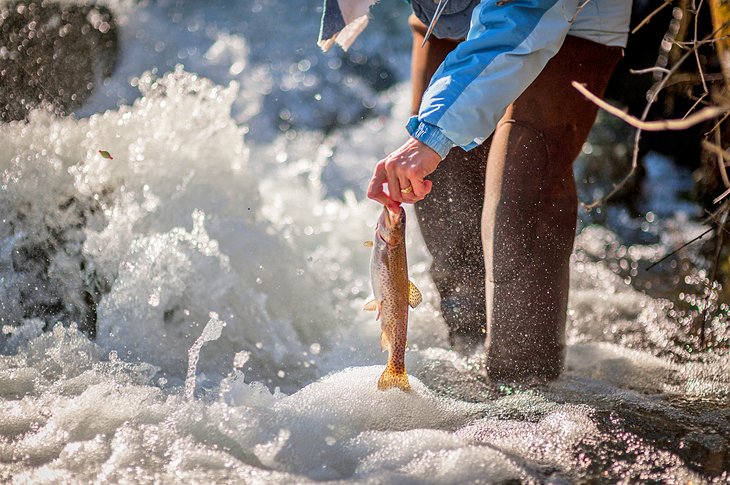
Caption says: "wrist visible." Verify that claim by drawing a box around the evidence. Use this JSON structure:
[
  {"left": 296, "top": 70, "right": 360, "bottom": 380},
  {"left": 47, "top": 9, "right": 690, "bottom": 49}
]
[
  {"left": 408, "top": 137, "right": 441, "bottom": 162},
  {"left": 406, "top": 117, "right": 454, "bottom": 159}
]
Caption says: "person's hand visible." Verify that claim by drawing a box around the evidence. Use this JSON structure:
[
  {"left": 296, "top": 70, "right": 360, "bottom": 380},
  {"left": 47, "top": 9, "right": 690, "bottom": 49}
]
[{"left": 367, "top": 137, "right": 441, "bottom": 211}]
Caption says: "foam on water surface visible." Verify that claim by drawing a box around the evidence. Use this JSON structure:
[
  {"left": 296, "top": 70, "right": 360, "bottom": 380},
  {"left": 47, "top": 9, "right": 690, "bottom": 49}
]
[{"left": 1, "top": 0, "right": 729, "bottom": 483}]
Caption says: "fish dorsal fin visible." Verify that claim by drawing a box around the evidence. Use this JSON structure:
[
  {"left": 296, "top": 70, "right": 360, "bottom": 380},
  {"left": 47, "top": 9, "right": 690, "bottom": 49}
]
[
  {"left": 408, "top": 281, "right": 422, "bottom": 309},
  {"left": 380, "top": 331, "right": 389, "bottom": 352},
  {"left": 363, "top": 240, "right": 374, "bottom": 248}
]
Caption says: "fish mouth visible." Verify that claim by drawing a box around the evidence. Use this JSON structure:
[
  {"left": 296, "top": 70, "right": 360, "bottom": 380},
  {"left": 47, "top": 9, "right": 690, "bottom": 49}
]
[
  {"left": 382, "top": 205, "right": 404, "bottom": 230},
  {"left": 376, "top": 206, "right": 404, "bottom": 246}
]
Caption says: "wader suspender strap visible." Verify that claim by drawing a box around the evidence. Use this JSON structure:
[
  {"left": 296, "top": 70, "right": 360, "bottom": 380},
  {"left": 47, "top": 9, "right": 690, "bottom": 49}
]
[{"left": 422, "top": 0, "right": 451, "bottom": 47}]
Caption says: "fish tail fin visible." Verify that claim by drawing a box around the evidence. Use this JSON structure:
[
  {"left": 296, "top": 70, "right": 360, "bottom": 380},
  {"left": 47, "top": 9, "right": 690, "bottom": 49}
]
[{"left": 377, "top": 365, "right": 411, "bottom": 391}]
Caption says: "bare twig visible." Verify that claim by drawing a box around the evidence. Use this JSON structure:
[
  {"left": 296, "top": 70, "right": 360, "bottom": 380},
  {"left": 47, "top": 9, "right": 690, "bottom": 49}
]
[
  {"left": 705, "top": 111, "right": 730, "bottom": 137},
  {"left": 703, "top": 206, "right": 730, "bottom": 235},
  {"left": 703, "top": 207, "right": 728, "bottom": 346},
  {"left": 675, "top": 34, "right": 730, "bottom": 46},
  {"left": 630, "top": 67, "right": 671, "bottom": 75},
  {"left": 663, "top": 72, "right": 724, "bottom": 87},
  {"left": 572, "top": 82, "right": 726, "bottom": 130},
  {"left": 715, "top": 127, "right": 730, "bottom": 187},
  {"left": 683, "top": 91, "right": 709, "bottom": 119},
  {"left": 702, "top": 139, "right": 730, "bottom": 164},
  {"left": 581, "top": 20, "right": 730, "bottom": 210},
  {"left": 713, "top": 186, "right": 730, "bottom": 204},
  {"left": 633, "top": 0, "right": 673, "bottom": 34},
  {"left": 654, "top": 5, "right": 684, "bottom": 80},
  {"left": 693, "top": 0, "right": 709, "bottom": 94},
  {"left": 645, "top": 226, "right": 714, "bottom": 270}
]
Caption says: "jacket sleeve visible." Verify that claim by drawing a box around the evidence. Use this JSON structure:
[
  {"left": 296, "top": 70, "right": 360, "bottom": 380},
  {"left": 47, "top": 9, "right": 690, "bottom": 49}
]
[{"left": 407, "top": 0, "right": 579, "bottom": 158}]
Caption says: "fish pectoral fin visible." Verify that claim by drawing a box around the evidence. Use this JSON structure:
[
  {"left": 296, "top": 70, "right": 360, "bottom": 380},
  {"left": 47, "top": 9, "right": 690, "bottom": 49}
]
[
  {"left": 380, "top": 331, "right": 389, "bottom": 352},
  {"left": 363, "top": 299, "right": 378, "bottom": 312},
  {"left": 363, "top": 240, "right": 374, "bottom": 248},
  {"left": 363, "top": 299, "right": 381, "bottom": 320},
  {"left": 408, "top": 281, "right": 423, "bottom": 309}
]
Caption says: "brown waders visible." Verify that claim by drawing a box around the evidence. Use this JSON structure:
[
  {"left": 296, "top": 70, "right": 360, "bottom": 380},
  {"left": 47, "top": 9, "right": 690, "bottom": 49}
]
[{"left": 409, "top": 15, "right": 622, "bottom": 381}]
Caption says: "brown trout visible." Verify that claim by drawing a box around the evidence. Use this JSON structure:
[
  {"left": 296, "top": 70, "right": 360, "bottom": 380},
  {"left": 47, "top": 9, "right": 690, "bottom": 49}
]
[{"left": 364, "top": 206, "right": 422, "bottom": 391}]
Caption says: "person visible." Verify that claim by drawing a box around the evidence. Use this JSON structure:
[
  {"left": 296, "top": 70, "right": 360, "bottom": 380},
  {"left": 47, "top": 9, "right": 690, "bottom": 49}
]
[{"left": 320, "top": 0, "right": 632, "bottom": 381}]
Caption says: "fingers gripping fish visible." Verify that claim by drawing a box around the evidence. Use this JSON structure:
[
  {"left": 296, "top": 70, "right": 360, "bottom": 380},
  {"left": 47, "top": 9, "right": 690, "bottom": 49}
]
[{"left": 364, "top": 206, "right": 422, "bottom": 391}]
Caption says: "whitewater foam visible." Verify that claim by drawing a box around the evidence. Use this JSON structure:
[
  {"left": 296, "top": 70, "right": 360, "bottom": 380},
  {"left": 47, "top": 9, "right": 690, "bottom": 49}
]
[{"left": 0, "top": 1, "right": 728, "bottom": 482}]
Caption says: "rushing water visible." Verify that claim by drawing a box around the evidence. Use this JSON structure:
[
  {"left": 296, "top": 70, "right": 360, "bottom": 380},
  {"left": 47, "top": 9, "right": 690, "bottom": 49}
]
[{"left": 1, "top": 0, "right": 728, "bottom": 483}]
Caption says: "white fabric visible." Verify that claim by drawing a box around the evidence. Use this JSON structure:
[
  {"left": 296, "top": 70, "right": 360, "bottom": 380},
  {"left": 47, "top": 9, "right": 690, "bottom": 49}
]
[
  {"left": 319, "top": 0, "right": 378, "bottom": 52},
  {"left": 570, "top": 0, "right": 633, "bottom": 47},
  {"left": 320, "top": 14, "right": 371, "bottom": 52},
  {"left": 338, "top": 0, "right": 377, "bottom": 23}
]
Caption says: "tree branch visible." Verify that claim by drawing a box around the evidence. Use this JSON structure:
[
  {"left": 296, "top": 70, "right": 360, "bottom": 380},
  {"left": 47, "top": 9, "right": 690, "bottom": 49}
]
[
  {"left": 632, "top": 0, "right": 673, "bottom": 34},
  {"left": 572, "top": 82, "right": 726, "bottom": 131},
  {"left": 580, "top": 19, "right": 730, "bottom": 211}
]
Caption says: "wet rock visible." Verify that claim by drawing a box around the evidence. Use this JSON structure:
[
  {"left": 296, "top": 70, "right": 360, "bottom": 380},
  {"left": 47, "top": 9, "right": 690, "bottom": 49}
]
[
  {"left": 0, "top": 192, "right": 109, "bottom": 339},
  {"left": 682, "top": 431, "right": 729, "bottom": 476},
  {"left": 0, "top": 0, "right": 118, "bottom": 121}
]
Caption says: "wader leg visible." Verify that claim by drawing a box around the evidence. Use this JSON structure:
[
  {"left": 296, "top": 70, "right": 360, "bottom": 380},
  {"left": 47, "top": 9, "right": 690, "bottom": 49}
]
[
  {"left": 409, "top": 15, "right": 488, "bottom": 351},
  {"left": 483, "top": 36, "right": 622, "bottom": 380}
]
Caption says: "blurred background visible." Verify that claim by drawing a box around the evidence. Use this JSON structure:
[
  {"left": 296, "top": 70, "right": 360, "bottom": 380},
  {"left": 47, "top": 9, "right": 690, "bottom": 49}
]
[{"left": 0, "top": 1, "right": 728, "bottom": 482}]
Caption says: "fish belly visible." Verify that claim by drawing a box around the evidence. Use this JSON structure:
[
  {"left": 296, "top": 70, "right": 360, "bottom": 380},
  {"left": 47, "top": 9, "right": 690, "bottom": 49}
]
[{"left": 377, "top": 277, "right": 410, "bottom": 390}]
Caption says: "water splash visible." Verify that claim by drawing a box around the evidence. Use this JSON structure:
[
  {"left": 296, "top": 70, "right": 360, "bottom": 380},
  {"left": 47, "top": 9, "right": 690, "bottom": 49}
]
[
  {"left": 0, "top": 0, "right": 728, "bottom": 482},
  {"left": 185, "top": 312, "right": 225, "bottom": 400}
]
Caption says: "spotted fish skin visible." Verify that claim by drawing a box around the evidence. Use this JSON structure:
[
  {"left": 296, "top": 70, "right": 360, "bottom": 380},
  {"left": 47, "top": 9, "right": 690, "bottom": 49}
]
[{"left": 368, "top": 206, "right": 413, "bottom": 391}]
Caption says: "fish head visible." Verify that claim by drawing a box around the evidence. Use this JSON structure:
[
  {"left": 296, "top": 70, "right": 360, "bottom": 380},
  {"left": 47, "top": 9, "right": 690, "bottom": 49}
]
[{"left": 375, "top": 205, "right": 405, "bottom": 246}]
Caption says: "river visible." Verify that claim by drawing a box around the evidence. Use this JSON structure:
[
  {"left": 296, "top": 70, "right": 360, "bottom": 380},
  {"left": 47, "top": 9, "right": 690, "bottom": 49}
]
[{"left": 0, "top": 0, "right": 728, "bottom": 482}]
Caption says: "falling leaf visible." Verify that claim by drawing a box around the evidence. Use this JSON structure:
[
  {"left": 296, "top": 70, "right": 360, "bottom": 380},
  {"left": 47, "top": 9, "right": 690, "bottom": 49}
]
[{"left": 98, "top": 150, "right": 113, "bottom": 160}]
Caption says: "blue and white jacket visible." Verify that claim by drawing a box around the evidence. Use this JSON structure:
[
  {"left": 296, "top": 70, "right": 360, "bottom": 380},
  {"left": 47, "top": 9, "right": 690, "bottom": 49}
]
[{"left": 320, "top": 0, "right": 632, "bottom": 158}]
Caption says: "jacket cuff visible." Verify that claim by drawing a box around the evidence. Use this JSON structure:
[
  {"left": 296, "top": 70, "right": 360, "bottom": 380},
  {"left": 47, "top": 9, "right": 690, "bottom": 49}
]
[{"left": 406, "top": 117, "right": 454, "bottom": 160}]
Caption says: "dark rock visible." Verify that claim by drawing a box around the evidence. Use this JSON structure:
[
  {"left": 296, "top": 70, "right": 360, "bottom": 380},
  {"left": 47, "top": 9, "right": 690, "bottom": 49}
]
[{"left": 0, "top": 0, "right": 119, "bottom": 121}]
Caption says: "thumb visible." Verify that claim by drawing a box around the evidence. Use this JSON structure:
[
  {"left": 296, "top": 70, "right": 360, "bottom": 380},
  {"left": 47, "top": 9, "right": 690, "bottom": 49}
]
[{"left": 423, "top": 180, "right": 433, "bottom": 194}]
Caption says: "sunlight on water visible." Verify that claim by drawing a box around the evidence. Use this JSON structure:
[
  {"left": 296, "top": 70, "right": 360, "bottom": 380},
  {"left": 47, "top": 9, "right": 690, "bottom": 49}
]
[{"left": 0, "top": 0, "right": 728, "bottom": 483}]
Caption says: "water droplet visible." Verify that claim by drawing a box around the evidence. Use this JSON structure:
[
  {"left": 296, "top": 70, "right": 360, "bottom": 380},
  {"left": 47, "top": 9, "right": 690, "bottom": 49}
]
[
  {"left": 148, "top": 291, "right": 160, "bottom": 307},
  {"left": 234, "top": 351, "right": 250, "bottom": 368},
  {"left": 229, "top": 61, "right": 245, "bottom": 76}
]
